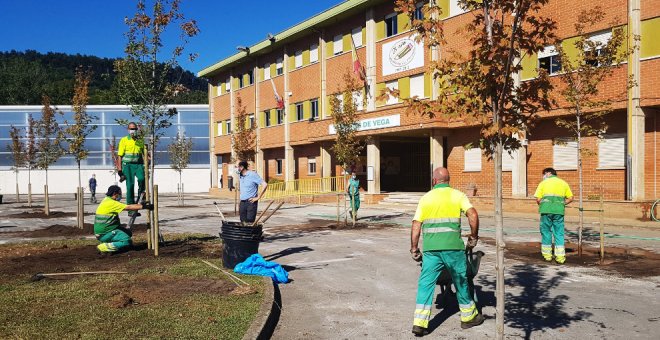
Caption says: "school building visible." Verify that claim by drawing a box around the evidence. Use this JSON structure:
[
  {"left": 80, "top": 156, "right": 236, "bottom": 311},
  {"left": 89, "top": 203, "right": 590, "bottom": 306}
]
[{"left": 199, "top": 0, "right": 659, "bottom": 208}]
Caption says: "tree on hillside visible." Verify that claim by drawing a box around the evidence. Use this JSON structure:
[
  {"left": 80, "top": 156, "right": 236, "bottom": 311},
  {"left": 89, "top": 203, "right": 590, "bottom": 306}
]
[
  {"left": 393, "top": 1, "right": 556, "bottom": 338},
  {"left": 554, "top": 7, "right": 630, "bottom": 255},
  {"left": 35, "top": 95, "right": 65, "bottom": 216},
  {"left": 168, "top": 131, "right": 193, "bottom": 206},
  {"left": 330, "top": 71, "right": 366, "bottom": 226},
  {"left": 8, "top": 125, "right": 27, "bottom": 202},
  {"left": 231, "top": 95, "right": 256, "bottom": 163}
]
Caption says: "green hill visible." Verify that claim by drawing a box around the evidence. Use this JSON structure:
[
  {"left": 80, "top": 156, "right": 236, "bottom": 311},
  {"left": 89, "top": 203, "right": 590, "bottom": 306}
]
[{"left": 0, "top": 50, "right": 208, "bottom": 105}]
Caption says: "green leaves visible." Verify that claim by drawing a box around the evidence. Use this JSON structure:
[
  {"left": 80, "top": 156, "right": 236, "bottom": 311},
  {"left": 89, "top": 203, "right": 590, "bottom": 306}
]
[
  {"left": 168, "top": 131, "right": 193, "bottom": 172},
  {"left": 330, "top": 72, "right": 365, "bottom": 172}
]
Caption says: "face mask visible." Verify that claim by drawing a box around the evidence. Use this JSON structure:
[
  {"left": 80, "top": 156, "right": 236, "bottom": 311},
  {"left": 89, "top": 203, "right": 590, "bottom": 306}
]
[
  {"left": 115, "top": 195, "right": 122, "bottom": 202},
  {"left": 128, "top": 129, "right": 137, "bottom": 135},
  {"left": 236, "top": 169, "right": 242, "bottom": 175},
  {"left": 352, "top": 175, "right": 356, "bottom": 179}
]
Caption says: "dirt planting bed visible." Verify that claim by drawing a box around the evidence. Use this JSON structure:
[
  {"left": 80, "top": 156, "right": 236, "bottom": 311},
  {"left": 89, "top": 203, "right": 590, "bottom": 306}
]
[
  {"left": 482, "top": 238, "right": 660, "bottom": 278},
  {"left": 5, "top": 210, "right": 93, "bottom": 219},
  {"left": 9, "top": 223, "right": 150, "bottom": 238}
]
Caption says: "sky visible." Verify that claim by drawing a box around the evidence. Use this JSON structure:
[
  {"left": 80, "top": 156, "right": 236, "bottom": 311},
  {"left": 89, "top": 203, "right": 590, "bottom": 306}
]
[{"left": 0, "top": 0, "right": 343, "bottom": 74}]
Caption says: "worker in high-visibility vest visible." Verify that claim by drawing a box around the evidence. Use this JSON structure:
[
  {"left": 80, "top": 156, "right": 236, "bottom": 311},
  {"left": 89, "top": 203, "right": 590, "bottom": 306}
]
[
  {"left": 534, "top": 167, "right": 573, "bottom": 264},
  {"left": 117, "top": 122, "right": 145, "bottom": 213},
  {"left": 410, "top": 167, "right": 484, "bottom": 336},
  {"left": 347, "top": 171, "right": 361, "bottom": 219},
  {"left": 94, "top": 185, "right": 153, "bottom": 253}
]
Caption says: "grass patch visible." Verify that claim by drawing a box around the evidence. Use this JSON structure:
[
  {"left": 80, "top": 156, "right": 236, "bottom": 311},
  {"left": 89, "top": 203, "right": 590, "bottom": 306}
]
[{"left": 0, "top": 234, "right": 265, "bottom": 339}]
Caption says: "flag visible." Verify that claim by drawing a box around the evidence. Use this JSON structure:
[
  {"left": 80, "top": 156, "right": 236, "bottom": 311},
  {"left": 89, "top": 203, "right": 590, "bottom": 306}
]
[
  {"left": 350, "top": 35, "right": 366, "bottom": 81},
  {"left": 270, "top": 78, "right": 284, "bottom": 109}
]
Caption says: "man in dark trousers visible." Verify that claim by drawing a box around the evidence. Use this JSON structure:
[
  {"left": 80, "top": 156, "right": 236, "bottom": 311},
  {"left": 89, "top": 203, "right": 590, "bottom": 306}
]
[
  {"left": 89, "top": 174, "right": 97, "bottom": 203},
  {"left": 236, "top": 161, "right": 268, "bottom": 223}
]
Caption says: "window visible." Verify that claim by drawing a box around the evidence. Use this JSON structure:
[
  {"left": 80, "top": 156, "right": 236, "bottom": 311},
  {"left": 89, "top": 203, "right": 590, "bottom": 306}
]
[
  {"left": 334, "top": 93, "right": 344, "bottom": 112},
  {"left": 410, "top": 74, "right": 425, "bottom": 98},
  {"left": 248, "top": 114, "right": 255, "bottom": 128},
  {"left": 333, "top": 34, "right": 343, "bottom": 55},
  {"left": 276, "top": 159, "right": 283, "bottom": 175},
  {"left": 553, "top": 138, "right": 577, "bottom": 170},
  {"left": 449, "top": 0, "right": 468, "bottom": 17},
  {"left": 352, "top": 90, "right": 364, "bottom": 111},
  {"left": 586, "top": 31, "right": 613, "bottom": 67},
  {"left": 308, "top": 157, "right": 317, "bottom": 174},
  {"left": 216, "top": 81, "right": 222, "bottom": 96},
  {"left": 247, "top": 70, "right": 254, "bottom": 85},
  {"left": 296, "top": 102, "right": 304, "bottom": 121},
  {"left": 217, "top": 122, "right": 222, "bottom": 136},
  {"left": 264, "top": 110, "right": 271, "bottom": 127},
  {"left": 598, "top": 134, "right": 625, "bottom": 169},
  {"left": 264, "top": 63, "right": 271, "bottom": 80},
  {"left": 310, "top": 99, "right": 319, "bottom": 119},
  {"left": 464, "top": 148, "right": 482, "bottom": 172},
  {"left": 225, "top": 121, "right": 232, "bottom": 134},
  {"left": 538, "top": 46, "right": 561, "bottom": 74},
  {"left": 238, "top": 75, "right": 244, "bottom": 88},
  {"left": 276, "top": 58, "right": 283, "bottom": 75},
  {"left": 502, "top": 150, "right": 516, "bottom": 172},
  {"left": 352, "top": 27, "right": 363, "bottom": 47},
  {"left": 414, "top": 2, "right": 424, "bottom": 20},
  {"left": 226, "top": 77, "right": 231, "bottom": 92},
  {"left": 385, "top": 13, "right": 398, "bottom": 37},
  {"left": 385, "top": 80, "right": 399, "bottom": 105},
  {"left": 277, "top": 109, "right": 284, "bottom": 124},
  {"left": 310, "top": 44, "right": 319, "bottom": 63},
  {"left": 295, "top": 50, "right": 303, "bottom": 68}
]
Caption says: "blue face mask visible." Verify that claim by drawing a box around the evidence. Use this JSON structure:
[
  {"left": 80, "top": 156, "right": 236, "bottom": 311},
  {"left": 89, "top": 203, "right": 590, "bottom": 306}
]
[{"left": 115, "top": 195, "right": 122, "bottom": 202}]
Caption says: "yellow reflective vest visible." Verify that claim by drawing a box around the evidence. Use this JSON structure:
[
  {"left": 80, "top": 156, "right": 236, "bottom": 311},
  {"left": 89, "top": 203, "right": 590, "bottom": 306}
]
[
  {"left": 118, "top": 135, "right": 144, "bottom": 164},
  {"left": 534, "top": 176, "right": 573, "bottom": 215}
]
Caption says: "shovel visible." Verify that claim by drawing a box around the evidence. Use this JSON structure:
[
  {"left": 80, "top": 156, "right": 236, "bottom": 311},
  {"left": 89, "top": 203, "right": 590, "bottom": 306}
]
[
  {"left": 31, "top": 270, "right": 127, "bottom": 282},
  {"left": 213, "top": 201, "right": 226, "bottom": 221}
]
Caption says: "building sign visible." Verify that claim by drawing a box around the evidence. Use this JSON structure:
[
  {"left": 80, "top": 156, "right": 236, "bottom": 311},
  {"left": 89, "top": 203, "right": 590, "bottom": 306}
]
[
  {"left": 329, "top": 114, "right": 400, "bottom": 135},
  {"left": 382, "top": 35, "right": 424, "bottom": 76}
]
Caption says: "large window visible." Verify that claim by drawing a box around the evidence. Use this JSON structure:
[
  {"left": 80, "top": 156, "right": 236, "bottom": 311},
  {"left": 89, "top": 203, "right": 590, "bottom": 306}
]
[
  {"left": 464, "top": 148, "right": 482, "bottom": 172},
  {"left": 296, "top": 102, "right": 304, "bottom": 121},
  {"left": 410, "top": 74, "right": 425, "bottom": 98},
  {"left": 553, "top": 138, "right": 577, "bottom": 170},
  {"left": 385, "top": 13, "right": 398, "bottom": 37},
  {"left": 310, "top": 44, "right": 319, "bottom": 63},
  {"left": 538, "top": 46, "right": 561, "bottom": 74},
  {"left": 586, "top": 31, "right": 613, "bottom": 67},
  {"left": 352, "top": 27, "right": 363, "bottom": 47},
  {"left": 311, "top": 99, "right": 319, "bottom": 119},
  {"left": 598, "top": 134, "right": 625, "bottom": 169},
  {"left": 333, "top": 34, "right": 343, "bottom": 55},
  {"left": 264, "top": 63, "right": 271, "bottom": 80},
  {"left": 308, "top": 157, "right": 317, "bottom": 174},
  {"left": 295, "top": 50, "right": 303, "bottom": 68}
]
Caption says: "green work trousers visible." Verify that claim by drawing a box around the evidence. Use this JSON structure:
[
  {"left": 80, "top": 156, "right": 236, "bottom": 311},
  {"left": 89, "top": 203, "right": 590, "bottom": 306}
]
[
  {"left": 122, "top": 162, "right": 145, "bottom": 205},
  {"left": 540, "top": 213, "right": 566, "bottom": 259},
  {"left": 350, "top": 194, "right": 360, "bottom": 214},
  {"left": 413, "top": 250, "right": 478, "bottom": 329},
  {"left": 97, "top": 228, "right": 132, "bottom": 252}
]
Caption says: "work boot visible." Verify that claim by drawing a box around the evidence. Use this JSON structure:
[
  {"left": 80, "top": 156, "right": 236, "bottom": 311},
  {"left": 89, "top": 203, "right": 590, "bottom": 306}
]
[
  {"left": 412, "top": 325, "right": 429, "bottom": 337},
  {"left": 461, "top": 313, "right": 485, "bottom": 329},
  {"left": 543, "top": 255, "right": 553, "bottom": 262},
  {"left": 555, "top": 256, "right": 566, "bottom": 264}
]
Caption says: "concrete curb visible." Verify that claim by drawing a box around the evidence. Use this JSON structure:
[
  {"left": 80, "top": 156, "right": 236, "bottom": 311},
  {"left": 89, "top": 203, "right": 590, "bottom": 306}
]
[{"left": 242, "top": 277, "right": 281, "bottom": 340}]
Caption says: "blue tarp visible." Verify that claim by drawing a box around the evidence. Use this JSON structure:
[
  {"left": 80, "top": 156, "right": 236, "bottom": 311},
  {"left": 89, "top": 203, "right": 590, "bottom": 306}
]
[{"left": 234, "top": 254, "right": 289, "bottom": 283}]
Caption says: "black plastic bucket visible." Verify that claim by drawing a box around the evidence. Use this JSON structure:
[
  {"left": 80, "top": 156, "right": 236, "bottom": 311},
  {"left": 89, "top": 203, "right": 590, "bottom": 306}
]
[{"left": 220, "top": 221, "right": 263, "bottom": 269}]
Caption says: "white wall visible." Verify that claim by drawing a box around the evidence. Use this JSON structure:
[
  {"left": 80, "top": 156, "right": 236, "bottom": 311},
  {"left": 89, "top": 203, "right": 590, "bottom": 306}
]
[{"left": 0, "top": 168, "right": 211, "bottom": 195}]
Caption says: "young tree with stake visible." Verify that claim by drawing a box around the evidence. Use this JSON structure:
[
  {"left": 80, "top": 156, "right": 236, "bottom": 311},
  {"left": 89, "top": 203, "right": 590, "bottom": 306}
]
[
  {"left": 25, "top": 114, "right": 38, "bottom": 207},
  {"left": 393, "top": 1, "right": 556, "bottom": 338},
  {"left": 231, "top": 95, "right": 256, "bottom": 163},
  {"left": 168, "top": 131, "right": 193, "bottom": 206},
  {"left": 36, "top": 95, "right": 65, "bottom": 216},
  {"left": 8, "top": 125, "right": 27, "bottom": 202},
  {"left": 554, "top": 7, "right": 630, "bottom": 255}
]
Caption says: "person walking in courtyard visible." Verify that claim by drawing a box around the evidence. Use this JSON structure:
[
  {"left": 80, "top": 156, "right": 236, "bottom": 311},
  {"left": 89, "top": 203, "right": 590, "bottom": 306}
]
[
  {"left": 534, "top": 167, "right": 573, "bottom": 264},
  {"left": 347, "top": 171, "right": 361, "bottom": 219},
  {"left": 410, "top": 167, "right": 483, "bottom": 336},
  {"left": 237, "top": 161, "right": 268, "bottom": 223},
  {"left": 117, "top": 122, "right": 145, "bottom": 215},
  {"left": 94, "top": 185, "right": 153, "bottom": 253},
  {"left": 88, "top": 174, "right": 97, "bottom": 203}
]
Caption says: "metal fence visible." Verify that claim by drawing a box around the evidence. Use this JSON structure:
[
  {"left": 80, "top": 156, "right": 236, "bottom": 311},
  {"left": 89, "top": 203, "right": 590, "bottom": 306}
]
[{"left": 263, "top": 176, "right": 347, "bottom": 202}]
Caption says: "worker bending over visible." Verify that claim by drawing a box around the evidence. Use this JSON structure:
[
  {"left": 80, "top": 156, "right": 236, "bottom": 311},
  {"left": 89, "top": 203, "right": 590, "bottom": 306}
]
[
  {"left": 410, "top": 167, "right": 484, "bottom": 336},
  {"left": 94, "top": 185, "right": 153, "bottom": 253}
]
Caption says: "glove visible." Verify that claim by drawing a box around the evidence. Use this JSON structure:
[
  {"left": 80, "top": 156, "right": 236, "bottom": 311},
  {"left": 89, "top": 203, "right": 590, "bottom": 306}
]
[
  {"left": 467, "top": 235, "right": 479, "bottom": 250},
  {"left": 411, "top": 249, "right": 422, "bottom": 262},
  {"left": 118, "top": 170, "right": 126, "bottom": 183},
  {"left": 142, "top": 202, "right": 154, "bottom": 210}
]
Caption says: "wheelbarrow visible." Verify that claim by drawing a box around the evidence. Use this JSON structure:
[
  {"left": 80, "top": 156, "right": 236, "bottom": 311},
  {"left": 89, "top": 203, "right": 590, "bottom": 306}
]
[{"left": 436, "top": 249, "right": 485, "bottom": 303}]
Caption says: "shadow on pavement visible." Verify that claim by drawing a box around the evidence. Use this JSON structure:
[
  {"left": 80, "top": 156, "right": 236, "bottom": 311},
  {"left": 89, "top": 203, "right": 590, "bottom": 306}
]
[{"left": 264, "top": 246, "right": 313, "bottom": 262}]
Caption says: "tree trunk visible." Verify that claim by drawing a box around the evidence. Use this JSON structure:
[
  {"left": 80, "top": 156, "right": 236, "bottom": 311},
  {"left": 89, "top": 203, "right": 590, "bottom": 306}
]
[
  {"left": 77, "top": 163, "right": 84, "bottom": 229},
  {"left": 577, "top": 116, "right": 584, "bottom": 256},
  {"left": 44, "top": 169, "right": 50, "bottom": 216},
  {"left": 144, "top": 144, "right": 152, "bottom": 250},
  {"left": 494, "top": 138, "right": 505, "bottom": 340},
  {"left": 15, "top": 171, "right": 19, "bottom": 203},
  {"left": 28, "top": 168, "right": 32, "bottom": 207}
]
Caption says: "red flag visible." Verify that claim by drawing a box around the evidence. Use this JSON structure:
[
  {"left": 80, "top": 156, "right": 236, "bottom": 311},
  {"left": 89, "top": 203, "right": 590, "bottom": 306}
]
[
  {"left": 270, "top": 79, "right": 285, "bottom": 109},
  {"left": 350, "top": 36, "right": 366, "bottom": 81}
]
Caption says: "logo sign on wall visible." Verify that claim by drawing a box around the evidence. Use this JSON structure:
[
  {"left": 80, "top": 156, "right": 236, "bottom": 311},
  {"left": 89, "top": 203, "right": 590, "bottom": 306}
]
[
  {"left": 329, "top": 114, "right": 401, "bottom": 135},
  {"left": 382, "top": 35, "right": 424, "bottom": 76}
]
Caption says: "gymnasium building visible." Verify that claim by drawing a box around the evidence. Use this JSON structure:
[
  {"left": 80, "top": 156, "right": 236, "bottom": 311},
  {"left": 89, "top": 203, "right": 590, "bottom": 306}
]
[{"left": 199, "top": 0, "right": 659, "bottom": 209}]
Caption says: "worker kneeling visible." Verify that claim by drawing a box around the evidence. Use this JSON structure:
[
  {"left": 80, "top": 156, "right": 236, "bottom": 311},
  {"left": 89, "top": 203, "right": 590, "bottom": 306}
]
[
  {"left": 410, "top": 167, "right": 484, "bottom": 336},
  {"left": 94, "top": 185, "right": 153, "bottom": 253}
]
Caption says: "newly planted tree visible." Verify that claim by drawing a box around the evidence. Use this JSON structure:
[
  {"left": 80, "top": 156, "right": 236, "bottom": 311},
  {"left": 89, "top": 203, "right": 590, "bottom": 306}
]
[
  {"left": 25, "top": 114, "right": 37, "bottom": 206},
  {"left": 330, "top": 71, "right": 365, "bottom": 226},
  {"left": 394, "top": 1, "right": 556, "bottom": 337},
  {"left": 554, "top": 7, "right": 629, "bottom": 255},
  {"left": 63, "top": 66, "right": 97, "bottom": 228},
  {"left": 36, "top": 95, "right": 65, "bottom": 215},
  {"left": 168, "top": 131, "right": 193, "bottom": 206},
  {"left": 231, "top": 95, "right": 256, "bottom": 163},
  {"left": 8, "top": 125, "right": 26, "bottom": 202}
]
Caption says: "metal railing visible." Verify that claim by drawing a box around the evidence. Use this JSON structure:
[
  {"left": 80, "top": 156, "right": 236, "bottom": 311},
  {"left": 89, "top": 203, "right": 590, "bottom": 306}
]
[{"left": 263, "top": 176, "right": 347, "bottom": 202}]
